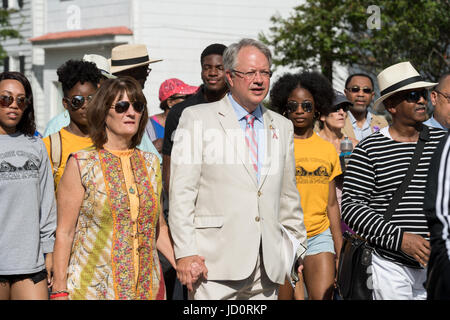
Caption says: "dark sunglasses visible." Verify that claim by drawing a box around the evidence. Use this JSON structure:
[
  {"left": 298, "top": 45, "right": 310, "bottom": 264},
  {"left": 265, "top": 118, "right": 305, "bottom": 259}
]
[
  {"left": 331, "top": 104, "right": 350, "bottom": 113},
  {"left": 0, "top": 94, "right": 29, "bottom": 109},
  {"left": 64, "top": 95, "right": 93, "bottom": 110},
  {"left": 111, "top": 101, "right": 145, "bottom": 113},
  {"left": 401, "top": 90, "right": 428, "bottom": 103},
  {"left": 286, "top": 100, "right": 313, "bottom": 113},
  {"left": 347, "top": 86, "right": 373, "bottom": 94}
]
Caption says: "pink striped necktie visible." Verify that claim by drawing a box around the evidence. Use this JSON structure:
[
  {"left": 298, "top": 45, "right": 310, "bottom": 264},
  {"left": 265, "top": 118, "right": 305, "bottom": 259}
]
[{"left": 244, "top": 114, "right": 258, "bottom": 174}]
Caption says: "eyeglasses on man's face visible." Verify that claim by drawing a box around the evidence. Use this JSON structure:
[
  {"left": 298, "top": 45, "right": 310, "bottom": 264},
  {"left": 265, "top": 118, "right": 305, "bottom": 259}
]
[
  {"left": 346, "top": 86, "right": 373, "bottom": 94},
  {"left": 401, "top": 89, "right": 428, "bottom": 104},
  {"left": 231, "top": 69, "right": 272, "bottom": 81},
  {"left": 435, "top": 90, "right": 450, "bottom": 103}
]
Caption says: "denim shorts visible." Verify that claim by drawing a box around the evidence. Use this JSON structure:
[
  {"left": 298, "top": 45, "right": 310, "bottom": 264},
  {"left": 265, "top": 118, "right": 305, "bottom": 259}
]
[
  {"left": 0, "top": 269, "right": 47, "bottom": 285},
  {"left": 306, "top": 228, "right": 335, "bottom": 256}
]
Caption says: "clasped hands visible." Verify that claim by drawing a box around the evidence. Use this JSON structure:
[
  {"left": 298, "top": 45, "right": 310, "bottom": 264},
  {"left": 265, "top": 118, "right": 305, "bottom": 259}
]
[{"left": 176, "top": 255, "right": 208, "bottom": 292}]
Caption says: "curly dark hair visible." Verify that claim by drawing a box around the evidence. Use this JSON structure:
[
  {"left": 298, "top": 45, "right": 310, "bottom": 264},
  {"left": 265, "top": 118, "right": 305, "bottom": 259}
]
[
  {"left": 0, "top": 71, "right": 36, "bottom": 136},
  {"left": 270, "top": 72, "right": 334, "bottom": 118},
  {"left": 57, "top": 59, "right": 102, "bottom": 96}
]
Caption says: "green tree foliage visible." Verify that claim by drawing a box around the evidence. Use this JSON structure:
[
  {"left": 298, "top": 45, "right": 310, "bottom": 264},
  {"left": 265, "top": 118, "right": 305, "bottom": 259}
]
[
  {"left": 260, "top": 0, "right": 449, "bottom": 82},
  {"left": 0, "top": 8, "right": 22, "bottom": 65}
]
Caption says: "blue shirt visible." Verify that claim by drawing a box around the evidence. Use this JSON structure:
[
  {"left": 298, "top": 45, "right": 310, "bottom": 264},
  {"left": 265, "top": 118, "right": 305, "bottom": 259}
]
[
  {"left": 424, "top": 116, "right": 448, "bottom": 131},
  {"left": 228, "top": 93, "right": 265, "bottom": 183},
  {"left": 348, "top": 111, "right": 374, "bottom": 141}
]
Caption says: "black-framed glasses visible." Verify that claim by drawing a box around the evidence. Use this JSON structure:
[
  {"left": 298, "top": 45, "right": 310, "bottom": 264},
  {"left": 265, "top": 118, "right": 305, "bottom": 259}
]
[
  {"left": 286, "top": 100, "right": 313, "bottom": 113},
  {"left": 402, "top": 89, "right": 428, "bottom": 103},
  {"left": 232, "top": 69, "right": 272, "bottom": 80},
  {"left": 111, "top": 100, "right": 145, "bottom": 113},
  {"left": 64, "top": 95, "right": 93, "bottom": 110},
  {"left": 435, "top": 90, "right": 450, "bottom": 103},
  {"left": 0, "top": 94, "right": 29, "bottom": 109},
  {"left": 331, "top": 104, "right": 350, "bottom": 113},
  {"left": 347, "top": 86, "right": 373, "bottom": 94}
]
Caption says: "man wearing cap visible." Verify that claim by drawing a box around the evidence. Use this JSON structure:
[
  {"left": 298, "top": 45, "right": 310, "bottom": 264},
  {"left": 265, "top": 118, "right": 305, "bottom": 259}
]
[
  {"left": 343, "top": 73, "right": 388, "bottom": 141},
  {"left": 43, "top": 54, "right": 116, "bottom": 137},
  {"left": 162, "top": 43, "right": 229, "bottom": 194},
  {"left": 169, "top": 38, "right": 307, "bottom": 300},
  {"left": 110, "top": 44, "right": 163, "bottom": 162},
  {"left": 424, "top": 72, "right": 450, "bottom": 131},
  {"left": 341, "top": 61, "right": 447, "bottom": 300}
]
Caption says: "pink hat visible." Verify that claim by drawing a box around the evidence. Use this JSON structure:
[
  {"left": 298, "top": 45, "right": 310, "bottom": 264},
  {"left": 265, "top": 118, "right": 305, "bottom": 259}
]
[{"left": 159, "top": 78, "right": 199, "bottom": 102}]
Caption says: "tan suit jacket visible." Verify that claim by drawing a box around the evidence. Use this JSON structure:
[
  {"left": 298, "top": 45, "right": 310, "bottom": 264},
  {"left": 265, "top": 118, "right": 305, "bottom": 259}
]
[
  {"left": 342, "top": 112, "right": 388, "bottom": 140},
  {"left": 168, "top": 96, "right": 307, "bottom": 285}
]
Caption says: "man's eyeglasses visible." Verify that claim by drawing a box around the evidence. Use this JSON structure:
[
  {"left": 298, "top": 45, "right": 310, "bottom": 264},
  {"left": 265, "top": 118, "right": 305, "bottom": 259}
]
[
  {"left": 286, "top": 100, "right": 314, "bottom": 113},
  {"left": 347, "top": 86, "right": 373, "bottom": 94},
  {"left": 435, "top": 90, "right": 450, "bottom": 103},
  {"left": 401, "top": 89, "right": 428, "bottom": 103},
  {"left": 111, "top": 100, "right": 145, "bottom": 113},
  {"left": 64, "top": 95, "right": 93, "bottom": 110},
  {"left": 232, "top": 69, "right": 272, "bottom": 80},
  {"left": 0, "top": 94, "right": 29, "bottom": 109}
]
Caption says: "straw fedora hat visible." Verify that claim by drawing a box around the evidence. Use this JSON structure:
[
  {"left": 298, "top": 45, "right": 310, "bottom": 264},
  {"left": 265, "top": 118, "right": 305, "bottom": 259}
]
[
  {"left": 373, "top": 61, "right": 437, "bottom": 110},
  {"left": 110, "top": 44, "right": 162, "bottom": 74},
  {"left": 82, "top": 54, "right": 116, "bottom": 79}
]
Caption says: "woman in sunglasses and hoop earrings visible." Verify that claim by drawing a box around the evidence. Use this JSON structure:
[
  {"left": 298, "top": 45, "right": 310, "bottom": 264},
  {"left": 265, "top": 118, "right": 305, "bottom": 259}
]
[
  {"left": 51, "top": 76, "right": 178, "bottom": 300},
  {"left": 271, "top": 72, "right": 342, "bottom": 300},
  {"left": 42, "top": 60, "right": 102, "bottom": 190},
  {"left": 0, "top": 72, "right": 56, "bottom": 300}
]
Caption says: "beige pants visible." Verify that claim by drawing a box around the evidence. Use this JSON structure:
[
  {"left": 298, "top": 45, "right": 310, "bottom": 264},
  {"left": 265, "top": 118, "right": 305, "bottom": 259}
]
[{"left": 189, "top": 253, "right": 279, "bottom": 300}]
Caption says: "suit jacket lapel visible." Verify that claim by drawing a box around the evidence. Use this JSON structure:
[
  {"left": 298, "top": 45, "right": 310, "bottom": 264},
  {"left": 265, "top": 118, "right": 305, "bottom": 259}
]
[
  {"left": 217, "top": 97, "right": 258, "bottom": 187},
  {"left": 259, "top": 107, "right": 273, "bottom": 189}
]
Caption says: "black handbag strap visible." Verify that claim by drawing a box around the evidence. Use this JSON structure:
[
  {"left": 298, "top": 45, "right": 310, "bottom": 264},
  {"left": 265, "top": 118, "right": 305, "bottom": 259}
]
[{"left": 384, "top": 125, "right": 430, "bottom": 221}]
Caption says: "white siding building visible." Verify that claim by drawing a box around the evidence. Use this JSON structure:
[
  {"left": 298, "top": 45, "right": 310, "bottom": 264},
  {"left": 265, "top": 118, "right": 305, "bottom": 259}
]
[{"left": 2, "top": 0, "right": 347, "bottom": 132}]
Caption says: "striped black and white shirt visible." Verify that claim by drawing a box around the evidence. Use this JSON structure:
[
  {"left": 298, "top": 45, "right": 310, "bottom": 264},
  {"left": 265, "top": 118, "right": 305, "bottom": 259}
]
[
  {"left": 424, "top": 133, "right": 450, "bottom": 272},
  {"left": 342, "top": 126, "right": 446, "bottom": 268}
]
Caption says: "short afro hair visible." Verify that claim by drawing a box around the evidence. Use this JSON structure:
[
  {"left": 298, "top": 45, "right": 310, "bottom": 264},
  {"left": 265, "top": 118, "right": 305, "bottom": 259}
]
[
  {"left": 270, "top": 72, "right": 334, "bottom": 118},
  {"left": 57, "top": 59, "right": 102, "bottom": 96},
  {"left": 200, "top": 43, "right": 227, "bottom": 64}
]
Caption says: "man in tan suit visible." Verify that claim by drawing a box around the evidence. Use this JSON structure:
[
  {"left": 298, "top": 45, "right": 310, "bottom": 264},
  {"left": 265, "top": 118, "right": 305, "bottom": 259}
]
[
  {"left": 343, "top": 73, "right": 388, "bottom": 141},
  {"left": 169, "top": 38, "right": 307, "bottom": 300}
]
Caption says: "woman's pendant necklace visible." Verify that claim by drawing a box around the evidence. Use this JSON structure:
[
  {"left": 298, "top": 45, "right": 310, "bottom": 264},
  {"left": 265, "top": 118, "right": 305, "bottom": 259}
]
[{"left": 129, "top": 185, "right": 135, "bottom": 194}]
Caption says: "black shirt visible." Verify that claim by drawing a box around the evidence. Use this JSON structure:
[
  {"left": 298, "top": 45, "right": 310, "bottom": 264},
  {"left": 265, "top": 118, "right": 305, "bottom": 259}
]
[{"left": 162, "top": 85, "right": 208, "bottom": 156}]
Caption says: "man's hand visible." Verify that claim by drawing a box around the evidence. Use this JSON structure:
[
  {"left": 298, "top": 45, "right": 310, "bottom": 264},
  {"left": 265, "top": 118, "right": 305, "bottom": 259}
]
[
  {"left": 176, "top": 255, "right": 208, "bottom": 291},
  {"left": 401, "top": 232, "right": 430, "bottom": 266}
]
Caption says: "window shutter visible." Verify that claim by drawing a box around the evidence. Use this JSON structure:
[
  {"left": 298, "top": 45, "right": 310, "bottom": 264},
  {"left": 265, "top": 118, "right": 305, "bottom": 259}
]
[
  {"left": 19, "top": 55, "right": 25, "bottom": 73},
  {"left": 3, "top": 57, "right": 9, "bottom": 72},
  {"left": 2, "top": 0, "right": 8, "bottom": 9}
]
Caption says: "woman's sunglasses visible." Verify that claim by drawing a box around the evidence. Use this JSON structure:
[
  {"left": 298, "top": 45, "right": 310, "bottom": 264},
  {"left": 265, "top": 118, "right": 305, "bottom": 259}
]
[
  {"left": 286, "top": 100, "right": 313, "bottom": 113},
  {"left": 331, "top": 104, "right": 350, "bottom": 113},
  {"left": 0, "top": 95, "right": 29, "bottom": 109},
  {"left": 64, "top": 95, "right": 93, "bottom": 110},
  {"left": 111, "top": 101, "right": 145, "bottom": 113}
]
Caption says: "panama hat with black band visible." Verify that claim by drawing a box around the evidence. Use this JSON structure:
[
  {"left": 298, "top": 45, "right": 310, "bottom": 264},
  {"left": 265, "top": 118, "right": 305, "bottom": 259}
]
[
  {"left": 110, "top": 44, "right": 162, "bottom": 74},
  {"left": 373, "top": 61, "right": 437, "bottom": 110}
]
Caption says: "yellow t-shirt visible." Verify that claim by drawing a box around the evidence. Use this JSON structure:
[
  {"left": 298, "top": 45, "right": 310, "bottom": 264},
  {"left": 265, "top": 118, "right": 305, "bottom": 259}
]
[
  {"left": 294, "top": 133, "right": 342, "bottom": 238},
  {"left": 43, "top": 128, "right": 93, "bottom": 190}
]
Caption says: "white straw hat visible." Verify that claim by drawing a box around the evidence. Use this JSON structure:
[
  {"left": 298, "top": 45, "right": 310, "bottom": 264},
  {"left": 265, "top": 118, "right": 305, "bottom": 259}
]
[
  {"left": 373, "top": 61, "right": 437, "bottom": 109},
  {"left": 82, "top": 54, "right": 116, "bottom": 79},
  {"left": 110, "top": 44, "right": 162, "bottom": 74}
]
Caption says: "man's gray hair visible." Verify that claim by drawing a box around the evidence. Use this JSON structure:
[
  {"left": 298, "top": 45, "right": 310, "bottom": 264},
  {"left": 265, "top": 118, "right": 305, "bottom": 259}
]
[{"left": 223, "top": 38, "right": 272, "bottom": 73}]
